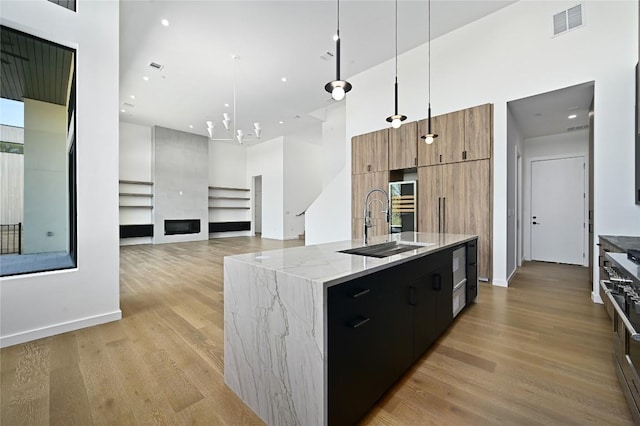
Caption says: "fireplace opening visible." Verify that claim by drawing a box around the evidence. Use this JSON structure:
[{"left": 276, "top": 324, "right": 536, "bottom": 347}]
[{"left": 165, "top": 219, "right": 201, "bottom": 235}]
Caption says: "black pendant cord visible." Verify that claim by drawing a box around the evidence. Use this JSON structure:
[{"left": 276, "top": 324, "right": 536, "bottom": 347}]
[
  {"left": 394, "top": 0, "right": 398, "bottom": 115},
  {"left": 422, "top": 0, "right": 438, "bottom": 140},
  {"left": 387, "top": 0, "right": 406, "bottom": 125},
  {"left": 336, "top": 0, "right": 340, "bottom": 80}
]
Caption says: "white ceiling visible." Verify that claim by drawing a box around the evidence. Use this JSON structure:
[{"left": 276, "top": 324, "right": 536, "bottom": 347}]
[
  {"left": 508, "top": 81, "right": 594, "bottom": 140},
  {"left": 119, "top": 0, "right": 518, "bottom": 144}
]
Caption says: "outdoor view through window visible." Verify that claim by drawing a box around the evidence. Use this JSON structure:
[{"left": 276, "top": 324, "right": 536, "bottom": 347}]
[{"left": 0, "top": 25, "right": 76, "bottom": 276}]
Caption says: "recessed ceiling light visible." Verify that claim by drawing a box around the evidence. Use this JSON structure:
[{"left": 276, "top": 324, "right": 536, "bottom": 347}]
[
  {"left": 224, "top": 103, "right": 229, "bottom": 108},
  {"left": 120, "top": 109, "right": 126, "bottom": 113},
  {"left": 130, "top": 95, "right": 136, "bottom": 100},
  {"left": 143, "top": 76, "right": 149, "bottom": 81},
  {"left": 281, "top": 77, "right": 287, "bottom": 83},
  {"left": 568, "top": 114, "right": 577, "bottom": 119},
  {"left": 333, "top": 34, "right": 339, "bottom": 42},
  {"left": 161, "top": 19, "right": 169, "bottom": 27},
  {"left": 189, "top": 125, "right": 193, "bottom": 129},
  {"left": 279, "top": 121, "right": 284, "bottom": 125}
]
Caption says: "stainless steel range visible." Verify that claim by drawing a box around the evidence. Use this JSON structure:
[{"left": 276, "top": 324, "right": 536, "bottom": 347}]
[{"left": 601, "top": 252, "right": 640, "bottom": 423}]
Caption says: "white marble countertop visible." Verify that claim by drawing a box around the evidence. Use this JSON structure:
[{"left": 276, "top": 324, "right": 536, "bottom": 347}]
[{"left": 224, "top": 232, "right": 477, "bottom": 287}]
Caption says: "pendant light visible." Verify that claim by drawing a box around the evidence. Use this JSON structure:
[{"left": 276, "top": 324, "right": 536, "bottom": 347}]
[
  {"left": 207, "top": 55, "right": 261, "bottom": 144},
  {"left": 325, "top": 0, "right": 352, "bottom": 101},
  {"left": 386, "top": 0, "right": 407, "bottom": 129},
  {"left": 420, "top": 0, "right": 438, "bottom": 144}
]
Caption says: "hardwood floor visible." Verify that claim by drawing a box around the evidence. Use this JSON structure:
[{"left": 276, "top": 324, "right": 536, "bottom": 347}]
[{"left": 1, "top": 239, "right": 634, "bottom": 425}]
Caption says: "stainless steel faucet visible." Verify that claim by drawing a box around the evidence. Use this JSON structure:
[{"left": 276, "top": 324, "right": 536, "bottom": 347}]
[{"left": 363, "top": 188, "right": 390, "bottom": 245}]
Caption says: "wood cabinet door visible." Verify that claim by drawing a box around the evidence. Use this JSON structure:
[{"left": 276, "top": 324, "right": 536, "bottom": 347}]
[
  {"left": 461, "top": 159, "right": 492, "bottom": 281},
  {"left": 417, "top": 117, "right": 440, "bottom": 166},
  {"left": 440, "top": 110, "right": 466, "bottom": 164},
  {"left": 441, "top": 163, "right": 466, "bottom": 235},
  {"left": 464, "top": 104, "right": 492, "bottom": 161},
  {"left": 352, "top": 172, "right": 389, "bottom": 220},
  {"left": 417, "top": 166, "right": 442, "bottom": 233},
  {"left": 352, "top": 129, "right": 389, "bottom": 174},
  {"left": 389, "top": 121, "right": 417, "bottom": 170}
]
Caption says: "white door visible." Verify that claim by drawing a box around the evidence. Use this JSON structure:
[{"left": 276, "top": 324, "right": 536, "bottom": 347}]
[{"left": 530, "top": 156, "right": 585, "bottom": 265}]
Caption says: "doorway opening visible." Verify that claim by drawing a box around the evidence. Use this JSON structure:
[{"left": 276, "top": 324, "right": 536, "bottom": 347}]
[
  {"left": 507, "top": 81, "right": 594, "bottom": 282},
  {"left": 252, "top": 175, "right": 262, "bottom": 236}
]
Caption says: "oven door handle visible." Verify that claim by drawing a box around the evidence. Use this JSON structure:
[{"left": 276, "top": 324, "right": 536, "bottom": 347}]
[{"left": 603, "top": 286, "right": 640, "bottom": 341}]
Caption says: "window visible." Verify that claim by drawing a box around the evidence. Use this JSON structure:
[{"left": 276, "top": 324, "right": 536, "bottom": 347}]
[{"left": 0, "top": 26, "right": 77, "bottom": 276}]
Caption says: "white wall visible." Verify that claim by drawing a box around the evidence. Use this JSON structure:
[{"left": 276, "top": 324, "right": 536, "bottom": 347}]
[
  {"left": 0, "top": 0, "right": 120, "bottom": 347},
  {"left": 208, "top": 140, "right": 250, "bottom": 238},
  {"left": 119, "top": 122, "right": 153, "bottom": 245},
  {"left": 283, "top": 138, "right": 322, "bottom": 239},
  {"left": 247, "top": 137, "right": 284, "bottom": 239},
  {"left": 209, "top": 141, "right": 247, "bottom": 188},
  {"left": 318, "top": 0, "right": 639, "bottom": 292},
  {"left": 506, "top": 106, "right": 525, "bottom": 282},
  {"left": 317, "top": 103, "right": 347, "bottom": 188},
  {"left": 119, "top": 122, "right": 152, "bottom": 181},
  {"left": 522, "top": 129, "right": 590, "bottom": 265},
  {"left": 23, "top": 99, "right": 67, "bottom": 253}
]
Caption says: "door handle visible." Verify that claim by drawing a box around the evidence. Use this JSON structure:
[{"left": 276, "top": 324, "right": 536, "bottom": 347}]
[
  {"left": 437, "top": 197, "right": 442, "bottom": 233},
  {"left": 442, "top": 197, "right": 446, "bottom": 233},
  {"left": 349, "top": 317, "right": 370, "bottom": 329}
]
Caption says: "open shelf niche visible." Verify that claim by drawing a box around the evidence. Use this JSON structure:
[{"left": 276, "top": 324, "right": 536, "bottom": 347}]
[
  {"left": 208, "top": 186, "right": 251, "bottom": 236},
  {"left": 119, "top": 180, "right": 154, "bottom": 242}
]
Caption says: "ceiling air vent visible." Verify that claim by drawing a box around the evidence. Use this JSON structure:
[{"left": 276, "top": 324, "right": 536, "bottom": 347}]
[
  {"left": 553, "top": 4, "right": 584, "bottom": 36},
  {"left": 320, "top": 51, "right": 334, "bottom": 62},
  {"left": 148, "top": 61, "right": 164, "bottom": 71},
  {"left": 567, "top": 124, "right": 589, "bottom": 132},
  {"left": 122, "top": 102, "right": 134, "bottom": 108}
]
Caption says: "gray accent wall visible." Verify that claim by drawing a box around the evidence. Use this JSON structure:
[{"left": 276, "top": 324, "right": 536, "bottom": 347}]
[{"left": 153, "top": 126, "right": 208, "bottom": 244}]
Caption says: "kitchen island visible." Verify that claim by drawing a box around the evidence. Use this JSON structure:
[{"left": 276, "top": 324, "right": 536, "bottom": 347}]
[{"left": 224, "top": 232, "right": 478, "bottom": 426}]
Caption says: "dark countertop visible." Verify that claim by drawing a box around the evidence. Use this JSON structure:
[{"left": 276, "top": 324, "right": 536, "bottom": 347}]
[{"left": 600, "top": 235, "right": 640, "bottom": 252}]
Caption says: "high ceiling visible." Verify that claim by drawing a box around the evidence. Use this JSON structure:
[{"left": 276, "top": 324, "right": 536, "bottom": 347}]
[{"left": 119, "top": 0, "right": 517, "bottom": 144}]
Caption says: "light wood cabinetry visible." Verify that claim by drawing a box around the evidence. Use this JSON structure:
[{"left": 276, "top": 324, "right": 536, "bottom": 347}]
[
  {"left": 418, "top": 110, "right": 465, "bottom": 166},
  {"left": 417, "top": 104, "right": 492, "bottom": 166},
  {"left": 464, "top": 104, "right": 492, "bottom": 161},
  {"left": 389, "top": 122, "right": 417, "bottom": 170},
  {"left": 352, "top": 129, "right": 389, "bottom": 174},
  {"left": 352, "top": 130, "right": 390, "bottom": 241},
  {"left": 418, "top": 160, "right": 492, "bottom": 280}
]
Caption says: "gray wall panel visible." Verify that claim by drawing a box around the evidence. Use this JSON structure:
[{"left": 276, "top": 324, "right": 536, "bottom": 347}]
[{"left": 153, "top": 126, "right": 208, "bottom": 244}]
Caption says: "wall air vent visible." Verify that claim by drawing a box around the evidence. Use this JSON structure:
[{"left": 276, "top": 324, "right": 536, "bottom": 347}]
[
  {"left": 553, "top": 4, "right": 584, "bottom": 36},
  {"left": 149, "top": 61, "right": 164, "bottom": 71}
]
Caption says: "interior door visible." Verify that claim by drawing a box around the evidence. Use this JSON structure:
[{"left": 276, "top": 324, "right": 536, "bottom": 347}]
[{"left": 530, "top": 156, "right": 585, "bottom": 265}]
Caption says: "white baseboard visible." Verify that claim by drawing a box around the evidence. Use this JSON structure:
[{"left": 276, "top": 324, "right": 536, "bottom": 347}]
[
  {"left": 492, "top": 279, "right": 509, "bottom": 287},
  {"left": 0, "top": 310, "right": 122, "bottom": 348},
  {"left": 507, "top": 267, "right": 517, "bottom": 284},
  {"left": 591, "top": 291, "right": 604, "bottom": 304}
]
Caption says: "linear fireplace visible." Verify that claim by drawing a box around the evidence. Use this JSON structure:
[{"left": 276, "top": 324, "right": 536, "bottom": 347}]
[{"left": 164, "top": 219, "right": 201, "bottom": 235}]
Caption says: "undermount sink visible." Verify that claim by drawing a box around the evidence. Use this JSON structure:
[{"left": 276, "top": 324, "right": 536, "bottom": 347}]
[{"left": 338, "top": 241, "right": 431, "bottom": 258}]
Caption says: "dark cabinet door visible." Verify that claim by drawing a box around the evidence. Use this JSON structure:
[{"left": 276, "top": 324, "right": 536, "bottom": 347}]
[
  {"left": 328, "top": 276, "right": 381, "bottom": 426},
  {"left": 412, "top": 249, "right": 453, "bottom": 360}
]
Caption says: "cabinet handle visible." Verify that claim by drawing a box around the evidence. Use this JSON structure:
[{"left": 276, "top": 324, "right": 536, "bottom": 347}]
[
  {"left": 409, "top": 285, "right": 417, "bottom": 305},
  {"left": 432, "top": 273, "right": 442, "bottom": 291},
  {"left": 437, "top": 197, "right": 442, "bottom": 233},
  {"left": 439, "top": 154, "right": 442, "bottom": 163},
  {"left": 367, "top": 165, "right": 371, "bottom": 172},
  {"left": 442, "top": 198, "right": 446, "bottom": 233},
  {"left": 349, "top": 317, "right": 370, "bottom": 329},
  {"left": 414, "top": 157, "right": 417, "bottom": 166},
  {"left": 352, "top": 288, "right": 371, "bottom": 298}
]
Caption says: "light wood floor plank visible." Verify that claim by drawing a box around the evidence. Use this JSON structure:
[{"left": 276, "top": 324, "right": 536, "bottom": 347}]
[{"left": 0, "top": 238, "right": 634, "bottom": 425}]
